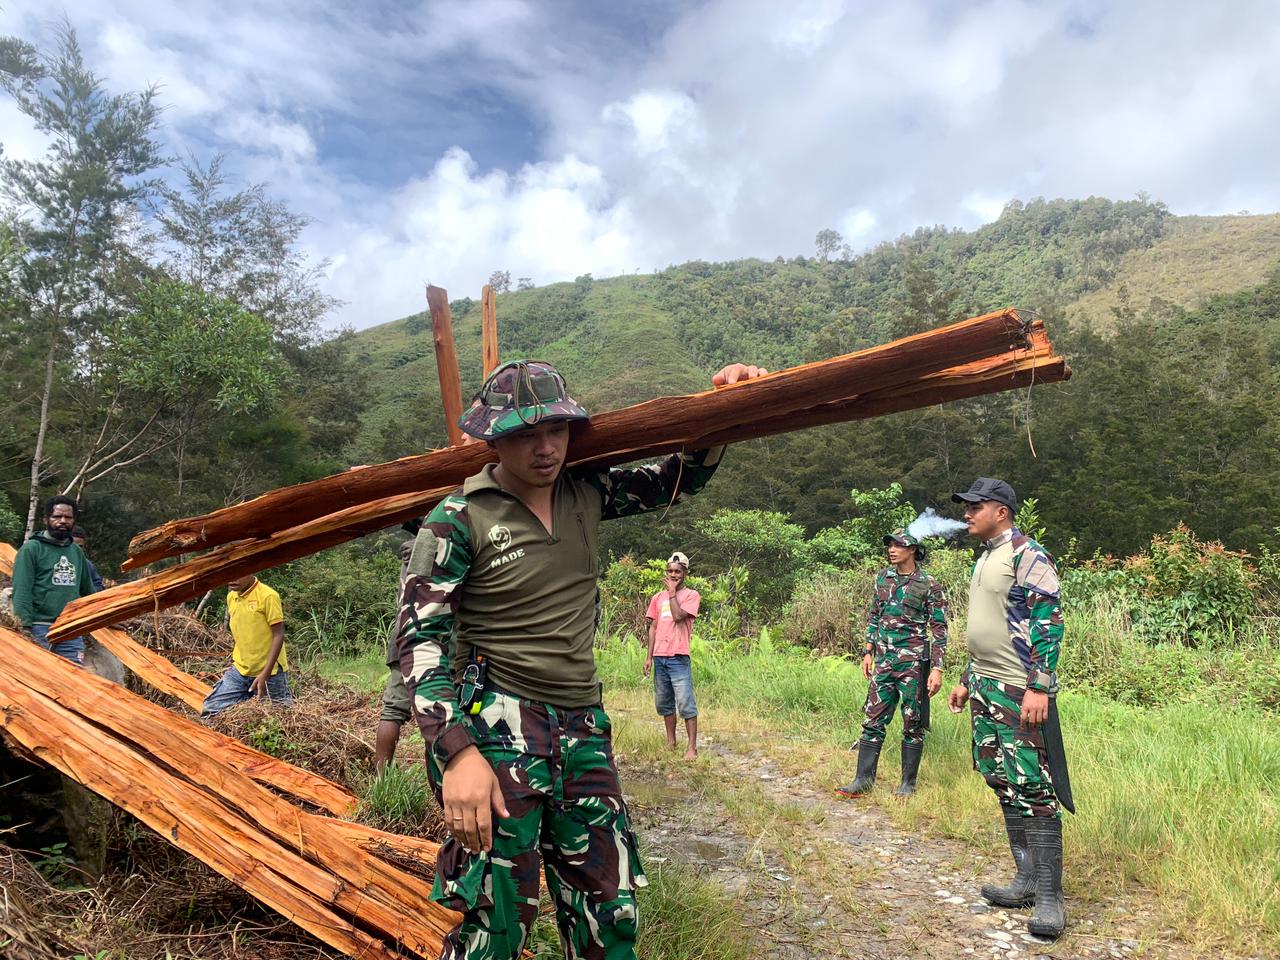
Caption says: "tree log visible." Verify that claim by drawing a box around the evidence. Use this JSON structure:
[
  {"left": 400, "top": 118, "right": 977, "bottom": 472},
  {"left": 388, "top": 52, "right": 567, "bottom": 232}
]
[
  {"left": 0, "top": 626, "right": 455, "bottom": 958},
  {"left": 1, "top": 544, "right": 357, "bottom": 814},
  {"left": 50, "top": 326, "right": 1068, "bottom": 641},
  {"left": 428, "top": 285, "right": 464, "bottom": 447},
  {"left": 124, "top": 307, "right": 1045, "bottom": 567},
  {"left": 481, "top": 283, "right": 499, "bottom": 376}
]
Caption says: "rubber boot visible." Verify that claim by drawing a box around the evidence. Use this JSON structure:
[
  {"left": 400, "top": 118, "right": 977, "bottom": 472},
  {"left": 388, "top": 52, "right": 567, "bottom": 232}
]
[
  {"left": 835, "top": 739, "right": 881, "bottom": 797},
  {"left": 1025, "top": 816, "right": 1066, "bottom": 939},
  {"left": 981, "top": 806, "right": 1035, "bottom": 907},
  {"left": 894, "top": 740, "right": 923, "bottom": 797}
]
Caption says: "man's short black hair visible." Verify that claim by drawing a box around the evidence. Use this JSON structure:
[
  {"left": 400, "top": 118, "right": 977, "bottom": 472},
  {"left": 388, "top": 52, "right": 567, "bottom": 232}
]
[
  {"left": 72, "top": 525, "right": 88, "bottom": 540},
  {"left": 44, "top": 495, "right": 80, "bottom": 520}
]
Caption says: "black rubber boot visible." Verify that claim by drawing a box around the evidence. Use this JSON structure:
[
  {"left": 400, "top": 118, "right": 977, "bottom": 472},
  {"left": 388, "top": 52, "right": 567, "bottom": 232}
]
[
  {"left": 835, "top": 739, "right": 881, "bottom": 797},
  {"left": 894, "top": 740, "right": 923, "bottom": 797},
  {"left": 1025, "top": 816, "right": 1066, "bottom": 939},
  {"left": 981, "top": 806, "right": 1035, "bottom": 907}
]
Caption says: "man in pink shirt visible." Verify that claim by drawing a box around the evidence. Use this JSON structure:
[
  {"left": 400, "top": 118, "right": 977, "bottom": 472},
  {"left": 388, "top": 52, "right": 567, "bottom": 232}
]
[{"left": 643, "top": 551, "right": 701, "bottom": 758}]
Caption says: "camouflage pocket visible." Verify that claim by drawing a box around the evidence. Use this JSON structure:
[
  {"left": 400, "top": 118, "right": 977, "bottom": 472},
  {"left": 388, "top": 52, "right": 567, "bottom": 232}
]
[{"left": 429, "top": 838, "right": 495, "bottom": 912}]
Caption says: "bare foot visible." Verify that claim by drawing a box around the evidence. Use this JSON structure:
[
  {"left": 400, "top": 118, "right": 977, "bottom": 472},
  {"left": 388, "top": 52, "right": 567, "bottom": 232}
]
[
  {"left": 666, "top": 741, "right": 679, "bottom": 750},
  {"left": 683, "top": 747, "right": 698, "bottom": 760}
]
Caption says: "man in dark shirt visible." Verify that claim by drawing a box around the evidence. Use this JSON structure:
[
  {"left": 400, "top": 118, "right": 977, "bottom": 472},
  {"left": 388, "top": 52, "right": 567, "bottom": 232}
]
[{"left": 397, "top": 357, "right": 764, "bottom": 960}]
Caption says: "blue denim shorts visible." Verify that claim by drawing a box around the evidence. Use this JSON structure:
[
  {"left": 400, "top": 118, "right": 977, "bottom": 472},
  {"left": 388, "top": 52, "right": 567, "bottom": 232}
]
[
  {"left": 201, "top": 664, "right": 293, "bottom": 716},
  {"left": 30, "top": 623, "right": 85, "bottom": 666},
  {"left": 652, "top": 654, "right": 698, "bottom": 719}
]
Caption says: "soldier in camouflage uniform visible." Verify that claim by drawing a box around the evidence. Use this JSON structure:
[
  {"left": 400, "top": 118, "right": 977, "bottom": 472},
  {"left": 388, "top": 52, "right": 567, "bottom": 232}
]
[
  {"left": 947, "top": 478, "right": 1068, "bottom": 940},
  {"left": 396, "top": 357, "right": 767, "bottom": 960},
  {"left": 836, "top": 529, "right": 948, "bottom": 799}
]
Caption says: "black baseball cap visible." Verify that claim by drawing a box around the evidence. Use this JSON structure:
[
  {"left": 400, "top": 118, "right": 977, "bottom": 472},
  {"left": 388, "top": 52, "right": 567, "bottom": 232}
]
[{"left": 952, "top": 477, "right": 1017, "bottom": 512}]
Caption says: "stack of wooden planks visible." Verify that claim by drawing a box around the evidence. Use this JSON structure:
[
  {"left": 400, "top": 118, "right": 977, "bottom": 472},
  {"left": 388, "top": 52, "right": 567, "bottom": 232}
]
[
  {"left": 48, "top": 307, "right": 1070, "bottom": 644},
  {"left": 0, "top": 626, "right": 455, "bottom": 958}
]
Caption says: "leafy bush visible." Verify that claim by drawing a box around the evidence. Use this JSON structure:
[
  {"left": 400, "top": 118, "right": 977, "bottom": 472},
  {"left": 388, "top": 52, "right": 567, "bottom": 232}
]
[
  {"left": 692, "top": 509, "right": 805, "bottom": 609},
  {"left": 778, "top": 566, "right": 868, "bottom": 652},
  {"left": 268, "top": 543, "right": 402, "bottom": 661},
  {"left": 1125, "top": 526, "right": 1257, "bottom": 646},
  {"left": 0, "top": 497, "right": 20, "bottom": 544},
  {"left": 802, "top": 484, "right": 916, "bottom": 572}
]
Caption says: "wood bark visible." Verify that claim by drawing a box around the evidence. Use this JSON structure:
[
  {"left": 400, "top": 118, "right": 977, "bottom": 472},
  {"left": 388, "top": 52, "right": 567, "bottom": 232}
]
[
  {"left": 1, "top": 544, "right": 357, "bottom": 815},
  {"left": 427, "top": 285, "right": 464, "bottom": 447},
  {"left": 481, "top": 284, "right": 499, "bottom": 376},
  {"left": 125, "top": 307, "right": 1050, "bottom": 567},
  {"left": 49, "top": 332, "right": 1068, "bottom": 642},
  {"left": 0, "top": 626, "right": 455, "bottom": 958}
]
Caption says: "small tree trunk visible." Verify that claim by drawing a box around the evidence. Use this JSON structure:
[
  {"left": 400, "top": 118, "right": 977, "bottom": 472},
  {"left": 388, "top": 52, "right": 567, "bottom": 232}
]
[{"left": 24, "top": 340, "right": 58, "bottom": 539}]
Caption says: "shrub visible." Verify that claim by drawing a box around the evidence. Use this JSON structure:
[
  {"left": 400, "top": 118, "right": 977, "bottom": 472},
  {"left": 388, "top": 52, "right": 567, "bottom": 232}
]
[
  {"left": 268, "top": 542, "right": 402, "bottom": 661},
  {"left": 1125, "top": 525, "right": 1256, "bottom": 646}
]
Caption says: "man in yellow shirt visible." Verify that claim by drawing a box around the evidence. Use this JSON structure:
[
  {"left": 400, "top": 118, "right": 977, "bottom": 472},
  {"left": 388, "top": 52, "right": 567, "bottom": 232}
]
[{"left": 201, "top": 573, "right": 292, "bottom": 716}]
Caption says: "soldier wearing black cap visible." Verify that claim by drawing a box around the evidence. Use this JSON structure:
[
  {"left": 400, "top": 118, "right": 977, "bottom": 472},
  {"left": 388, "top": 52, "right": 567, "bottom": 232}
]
[{"left": 947, "top": 477, "right": 1072, "bottom": 940}]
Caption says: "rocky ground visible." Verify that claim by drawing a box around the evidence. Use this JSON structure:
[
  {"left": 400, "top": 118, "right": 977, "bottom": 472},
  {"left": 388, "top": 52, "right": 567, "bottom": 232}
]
[{"left": 619, "top": 718, "right": 1215, "bottom": 960}]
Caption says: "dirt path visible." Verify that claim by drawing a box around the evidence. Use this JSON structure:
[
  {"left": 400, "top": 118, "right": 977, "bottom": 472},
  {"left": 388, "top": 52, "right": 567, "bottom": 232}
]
[{"left": 618, "top": 715, "right": 1205, "bottom": 960}]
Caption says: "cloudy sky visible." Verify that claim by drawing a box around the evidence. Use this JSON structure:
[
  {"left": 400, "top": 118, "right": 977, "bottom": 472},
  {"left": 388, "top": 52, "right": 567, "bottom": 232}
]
[{"left": 1, "top": 0, "right": 1277, "bottom": 329}]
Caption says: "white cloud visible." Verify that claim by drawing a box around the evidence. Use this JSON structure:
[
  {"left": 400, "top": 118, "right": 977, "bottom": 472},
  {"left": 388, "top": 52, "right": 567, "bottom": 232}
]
[
  {"left": 316, "top": 148, "right": 640, "bottom": 327},
  {"left": 1, "top": 0, "right": 1279, "bottom": 329}
]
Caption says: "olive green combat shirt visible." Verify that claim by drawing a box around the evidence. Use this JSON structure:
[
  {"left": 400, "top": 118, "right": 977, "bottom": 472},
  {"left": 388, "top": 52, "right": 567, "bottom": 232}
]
[{"left": 396, "top": 450, "right": 722, "bottom": 768}]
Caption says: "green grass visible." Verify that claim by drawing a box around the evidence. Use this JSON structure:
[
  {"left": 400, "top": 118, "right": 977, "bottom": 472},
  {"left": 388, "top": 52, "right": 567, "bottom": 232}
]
[
  {"left": 357, "top": 762, "right": 433, "bottom": 833},
  {"left": 595, "top": 633, "right": 1280, "bottom": 955},
  {"left": 1070, "top": 213, "right": 1280, "bottom": 329}
]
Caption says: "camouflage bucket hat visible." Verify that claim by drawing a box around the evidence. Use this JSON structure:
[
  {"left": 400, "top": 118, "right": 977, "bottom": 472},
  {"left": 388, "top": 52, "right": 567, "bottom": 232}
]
[
  {"left": 884, "top": 528, "right": 926, "bottom": 560},
  {"left": 458, "top": 359, "right": 591, "bottom": 441}
]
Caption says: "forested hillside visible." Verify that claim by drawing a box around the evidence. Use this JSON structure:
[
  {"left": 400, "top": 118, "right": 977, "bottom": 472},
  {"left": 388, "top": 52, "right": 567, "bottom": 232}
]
[
  {"left": 348, "top": 197, "right": 1280, "bottom": 563},
  {"left": 0, "top": 28, "right": 1277, "bottom": 570}
]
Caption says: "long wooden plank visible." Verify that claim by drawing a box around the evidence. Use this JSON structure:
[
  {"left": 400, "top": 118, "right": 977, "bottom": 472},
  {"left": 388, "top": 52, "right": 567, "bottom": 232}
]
[
  {"left": 0, "top": 544, "right": 207, "bottom": 710},
  {"left": 481, "top": 283, "right": 499, "bottom": 376},
  {"left": 427, "top": 285, "right": 465, "bottom": 447},
  {"left": 49, "top": 488, "right": 450, "bottom": 642},
  {"left": 49, "top": 339, "right": 1068, "bottom": 641},
  {"left": 1, "top": 543, "right": 357, "bottom": 813},
  {"left": 124, "top": 308, "right": 1041, "bottom": 567},
  {"left": 0, "top": 627, "right": 456, "bottom": 954},
  {"left": 0, "top": 681, "right": 409, "bottom": 958}
]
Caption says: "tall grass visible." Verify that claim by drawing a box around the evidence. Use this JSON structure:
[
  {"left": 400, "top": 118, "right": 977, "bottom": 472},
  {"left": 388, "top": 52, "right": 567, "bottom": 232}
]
[{"left": 596, "top": 633, "right": 1280, "bottom": 954}]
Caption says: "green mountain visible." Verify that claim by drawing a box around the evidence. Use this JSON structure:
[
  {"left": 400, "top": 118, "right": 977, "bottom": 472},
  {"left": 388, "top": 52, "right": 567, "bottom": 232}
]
[{"left": 347, "top": 198, "right": 1280, "bottom": 560}]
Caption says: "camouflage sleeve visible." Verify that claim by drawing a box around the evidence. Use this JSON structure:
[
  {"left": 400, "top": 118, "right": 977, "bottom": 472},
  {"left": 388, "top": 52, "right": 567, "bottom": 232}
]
[
  {"left": 395, "top": 494, "right": 477, "bottom": 770},
  {"left": 862, "top": 571, "right": 885, "bottom": 652},
  {"left": 581, "top": 446, "right": 726, "bottom": 520},
  {"left": 1014, "top": 543, "right": 1064, "bottom": 683},
  {"left": 927, "top": 577, "right": 949, "bottom": 670}
]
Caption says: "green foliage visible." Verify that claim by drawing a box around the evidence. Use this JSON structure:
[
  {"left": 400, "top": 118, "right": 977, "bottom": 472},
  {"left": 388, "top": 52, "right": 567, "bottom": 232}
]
[
  {"left": 34, "top": 841, "right": 76, "bottom": 886},
  {"left": 269, "top": 544, "right": 401, "bottom": 661},
  {"left": 110, "top": 279, "right": 285, "bottom": 414},
  {"left": 802, "top": 484, "right": 917, "bottom": 571},
  {"left": 692, "top": 509, "right": 805, "bottom": 609},
  {"left": 358, "top": 763, "right": 434, "bottom": 833},
  {"left": 0, "top": 497, "right": 20, "bottom": 543},
  {"left": 1125, "top": 526, "right": 1258, "bottom": 646}
]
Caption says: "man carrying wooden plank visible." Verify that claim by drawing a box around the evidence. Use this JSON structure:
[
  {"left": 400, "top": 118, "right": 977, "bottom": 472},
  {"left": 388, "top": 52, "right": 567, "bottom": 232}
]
[
  {"left": 947, "top": 478, "right": 1073, "bottom": 940},
  {"left": 11, "top": 495, "right": 99, "bottom": 664},
  {"left": 396, "top": 357, "right": 764, "bottom": 960},
  {"left": 202, "top": 573, "right": 292, "bottom": 716}
]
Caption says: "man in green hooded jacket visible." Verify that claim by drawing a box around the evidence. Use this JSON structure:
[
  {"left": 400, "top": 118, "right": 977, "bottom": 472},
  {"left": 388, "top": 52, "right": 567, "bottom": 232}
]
[{"left": 12, "top": 496, "right": 98, "bottom": 665}]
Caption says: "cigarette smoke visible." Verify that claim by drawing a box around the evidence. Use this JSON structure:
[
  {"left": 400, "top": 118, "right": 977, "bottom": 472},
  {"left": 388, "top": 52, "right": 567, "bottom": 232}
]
[{"left": 906, "top": 508, "right": 968, "bottom": 540}]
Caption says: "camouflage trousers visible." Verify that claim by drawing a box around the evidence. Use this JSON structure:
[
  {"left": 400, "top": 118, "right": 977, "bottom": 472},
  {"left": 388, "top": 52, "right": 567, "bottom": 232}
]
[
  {"left": 426, "top": 687, "right": 647, "bottom": 960},
  {"left": 861, "top": 658, "right": 927, "bottom": 745},
  {"left": 969, "top": 675, "right": 1060, "bottom": 819}
]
